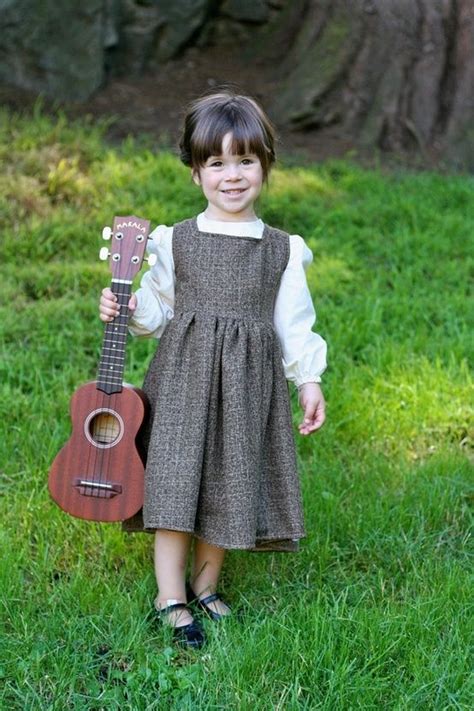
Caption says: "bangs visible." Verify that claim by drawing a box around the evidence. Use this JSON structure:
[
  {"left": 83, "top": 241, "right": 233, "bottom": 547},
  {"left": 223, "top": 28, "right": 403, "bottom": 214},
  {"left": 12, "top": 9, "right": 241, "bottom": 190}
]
[
  {"left": 179, "top": 92, "right": 276, "bottom": 180},
  {"left": 192, "top": 109, "right": 269, "bottom": 166}
]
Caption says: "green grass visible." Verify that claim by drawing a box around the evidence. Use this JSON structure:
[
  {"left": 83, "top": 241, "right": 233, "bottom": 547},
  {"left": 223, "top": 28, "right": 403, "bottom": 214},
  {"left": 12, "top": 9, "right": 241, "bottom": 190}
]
[{"left": 0, "top": 107, "right": 473, "bottom": 710}]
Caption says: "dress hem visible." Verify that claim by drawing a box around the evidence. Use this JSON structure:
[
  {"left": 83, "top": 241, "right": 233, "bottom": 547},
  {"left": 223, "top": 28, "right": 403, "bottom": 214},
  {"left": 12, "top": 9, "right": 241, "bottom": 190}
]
[{"left": 123, "top": 520, "right": 305, "bottom": 552}]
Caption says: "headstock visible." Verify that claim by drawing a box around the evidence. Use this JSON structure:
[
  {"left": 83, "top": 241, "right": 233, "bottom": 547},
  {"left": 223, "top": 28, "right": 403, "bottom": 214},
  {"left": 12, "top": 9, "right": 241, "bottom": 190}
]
[{"left": 99, "top": 215, "right": 155, "bottom": 282}]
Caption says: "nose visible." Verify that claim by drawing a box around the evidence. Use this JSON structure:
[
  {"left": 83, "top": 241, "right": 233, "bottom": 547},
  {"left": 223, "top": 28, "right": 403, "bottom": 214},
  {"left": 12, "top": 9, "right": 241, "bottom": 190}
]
[{"left": 225, "top": 163, "right": 242, "bottom": 180}]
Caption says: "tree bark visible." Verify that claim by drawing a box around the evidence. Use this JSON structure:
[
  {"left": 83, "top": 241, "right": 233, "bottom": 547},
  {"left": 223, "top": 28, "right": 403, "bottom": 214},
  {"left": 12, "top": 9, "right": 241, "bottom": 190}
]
[{"left": 267, "top": 0, "right": 474, "bottom": 168}]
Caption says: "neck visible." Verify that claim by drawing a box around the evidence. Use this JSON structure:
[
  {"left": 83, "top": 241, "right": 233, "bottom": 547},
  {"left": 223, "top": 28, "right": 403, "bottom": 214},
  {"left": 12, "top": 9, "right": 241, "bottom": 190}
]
[
  {"left": 203, "top": 209, "right": 258, "bottom": 223},
  {"left": 96, "top": 280, "right": 132, "bottom": 395}
]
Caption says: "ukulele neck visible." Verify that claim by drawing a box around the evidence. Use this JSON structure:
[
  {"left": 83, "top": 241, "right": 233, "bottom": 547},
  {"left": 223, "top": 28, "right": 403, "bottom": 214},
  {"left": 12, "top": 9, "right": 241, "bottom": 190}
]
[{"left": 97, "top": 280, "right": 132, "bottom": 395}]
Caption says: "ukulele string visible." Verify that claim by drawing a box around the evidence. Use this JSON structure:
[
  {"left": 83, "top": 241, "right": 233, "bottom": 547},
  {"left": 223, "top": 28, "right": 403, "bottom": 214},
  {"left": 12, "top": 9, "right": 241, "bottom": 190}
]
[
  {"left": 93, "top": 293, "right": 116, "bottom": 499},
  {"left": 98, "top": 278, "right": 126, "bottom": 498},
  {"left": 87, "top": 287, "right": 112, "bottom": 502},
  {"left": 85, "top": 307, "right": 105, "bottom": 504},
  {"left": 100, "top": 273, "right": 131, "bottom": 502},
  {"left": 105, "top": 280, "right": 128, "bottom": 494},
  {"left": 93, "top": 280, "right": 116, "bottom": 500},
  {"left": 90, "top": 270, "right": 125, "bottom": 500}
]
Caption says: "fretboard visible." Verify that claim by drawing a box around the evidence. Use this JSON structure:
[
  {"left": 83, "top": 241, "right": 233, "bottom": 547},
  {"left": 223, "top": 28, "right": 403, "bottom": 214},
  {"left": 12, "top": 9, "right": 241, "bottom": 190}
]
[{"left": 96, "top": 281, "right": 132, "bottom": 395}]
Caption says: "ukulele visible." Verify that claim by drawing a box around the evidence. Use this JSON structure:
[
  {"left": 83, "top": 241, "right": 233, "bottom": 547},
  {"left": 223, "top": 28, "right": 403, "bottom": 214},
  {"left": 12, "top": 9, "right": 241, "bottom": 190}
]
[{"left": 48, "top": 215, "right": 155, "bottom": 522}]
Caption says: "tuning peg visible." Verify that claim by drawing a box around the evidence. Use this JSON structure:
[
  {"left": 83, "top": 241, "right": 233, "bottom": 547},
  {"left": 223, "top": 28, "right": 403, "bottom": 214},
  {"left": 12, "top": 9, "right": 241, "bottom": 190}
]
[
  {"left": 102, "top": 226, "right": 112, "bottom": 240},
  {"left": 146, "top": 254, "right": 157, "bottom": 267},
  {"left": 99, "top": 247, "right": 110, "bottom": 261}
]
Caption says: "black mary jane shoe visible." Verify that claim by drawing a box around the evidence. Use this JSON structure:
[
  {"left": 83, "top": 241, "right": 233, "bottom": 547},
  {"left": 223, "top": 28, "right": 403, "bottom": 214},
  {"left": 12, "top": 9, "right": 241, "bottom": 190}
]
[
  {"left": 186, "top": 582, "right": 232, "bottom": 622},
  {"left": 155, "top": 599, "right": 205, "bottom": 649}
]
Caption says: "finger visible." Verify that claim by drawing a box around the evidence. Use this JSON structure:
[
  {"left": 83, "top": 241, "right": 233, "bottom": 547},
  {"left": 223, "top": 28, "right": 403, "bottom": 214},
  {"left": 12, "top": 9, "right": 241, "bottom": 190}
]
[
  {"left": 99, "top": 299, "right": 120, "bottom": 322},
  {"left": 298, "top": 409, "right": 326, "bottom": 435},
  {"left": 102, "top": 287, "right": 116, "bottom": 300},
  {"left": 298, "top": 423, "right": 320, "bottom": 435},
  {"left": 99, "top": 311, "right": 118, "bottom": 322},
  {"left": 100, "top": 310, "right": 119, "bottom": 322},
  {"left": 302, "top": 405, "right": 317, "bottom": 426},
  {"left": 100, "top": 303, "right": 119, "bottom": 315},
  {"left": 99, "top": 292, "right": 119, "bottom": 306},
  {"left": 100, "top": 304, "right": 119, "bottom": 316},
  {"left": 100, "top": 294, "right": 120, "bottom": 310}
]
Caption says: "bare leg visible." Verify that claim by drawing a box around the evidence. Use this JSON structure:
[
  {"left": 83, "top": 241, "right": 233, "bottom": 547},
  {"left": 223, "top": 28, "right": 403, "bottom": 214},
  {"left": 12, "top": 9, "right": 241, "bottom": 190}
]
[
  {"left": 154, "top": 529, "right": 194, "bottom": 627},
  {"left": 190, "top": 539, "right": 231, "bottom": 616}
]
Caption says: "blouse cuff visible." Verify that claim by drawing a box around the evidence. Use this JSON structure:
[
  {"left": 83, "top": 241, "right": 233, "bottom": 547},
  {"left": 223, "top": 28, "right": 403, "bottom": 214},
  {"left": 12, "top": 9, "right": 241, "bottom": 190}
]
[{"left": 297, "top": 377, "right": 322, "bottom": 389}]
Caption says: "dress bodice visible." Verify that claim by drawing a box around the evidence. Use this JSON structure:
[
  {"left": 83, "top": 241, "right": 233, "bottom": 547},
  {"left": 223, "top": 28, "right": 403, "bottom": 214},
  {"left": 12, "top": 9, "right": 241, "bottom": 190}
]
[{"left": 172, "top": 217, "right": 290, "bottom": 324}]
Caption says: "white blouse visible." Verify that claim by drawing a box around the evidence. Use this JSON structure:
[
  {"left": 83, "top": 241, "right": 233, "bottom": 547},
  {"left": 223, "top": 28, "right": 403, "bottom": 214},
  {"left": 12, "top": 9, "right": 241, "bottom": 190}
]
[{"left": 129, "top": 212, "right": 327, "bottom": 388}]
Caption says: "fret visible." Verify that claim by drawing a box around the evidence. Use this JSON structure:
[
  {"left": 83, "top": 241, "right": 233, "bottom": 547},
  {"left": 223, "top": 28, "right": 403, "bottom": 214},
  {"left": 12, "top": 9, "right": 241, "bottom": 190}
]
[
  {"left": 101, "top": 353, "right": 125, "bottom": 360},
  {"left": 109, "top": 332, "right": 127, "bottom": 338},
  {"left": 105, "top": 330, "right": 127, "bottom": 338},
  {"left": 108, "top": 309, "right": 130, "bottom": 317},
  {"left": 106, "top": 328, "right": 128, "bottom": 333},
  {"left": 103, "top": 338, "right": 127, "bottom": 346},
  {"left": 101, "top": 351, "right": 125, "bottom": 359},
  {"left": 101, "top": 348, "right": 125, "bottom": 356},
  {"left": 107, "top": 314, "right": 129, "bottom": 321}
]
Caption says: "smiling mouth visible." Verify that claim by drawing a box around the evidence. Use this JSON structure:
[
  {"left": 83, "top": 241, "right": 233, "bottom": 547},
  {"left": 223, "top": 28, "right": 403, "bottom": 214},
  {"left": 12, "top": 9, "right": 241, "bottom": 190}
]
[{"left": 221, "top": 188, "right": 247, "bottom": 195}]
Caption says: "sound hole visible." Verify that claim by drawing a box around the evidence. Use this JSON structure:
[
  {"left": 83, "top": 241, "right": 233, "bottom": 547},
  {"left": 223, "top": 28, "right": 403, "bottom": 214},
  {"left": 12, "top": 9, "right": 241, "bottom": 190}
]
[{"left": 89, "top": 413, "right": 121, "bottom": 445}]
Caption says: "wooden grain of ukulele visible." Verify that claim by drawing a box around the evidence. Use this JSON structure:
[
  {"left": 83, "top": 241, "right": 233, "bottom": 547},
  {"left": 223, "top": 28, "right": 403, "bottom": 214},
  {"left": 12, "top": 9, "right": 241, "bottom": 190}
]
[{"left": 48, "top": 215, "right": 155, "bottom": 522}]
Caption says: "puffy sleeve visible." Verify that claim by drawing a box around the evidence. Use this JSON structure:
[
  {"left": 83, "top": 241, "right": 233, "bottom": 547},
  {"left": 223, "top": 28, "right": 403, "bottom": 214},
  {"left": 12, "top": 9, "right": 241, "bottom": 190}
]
[
  {"left": 128, "top": 224, "right": 175, "bottom": 338},
  {"left": 273, "top": 234, "right": 327, "bottom": 388}
]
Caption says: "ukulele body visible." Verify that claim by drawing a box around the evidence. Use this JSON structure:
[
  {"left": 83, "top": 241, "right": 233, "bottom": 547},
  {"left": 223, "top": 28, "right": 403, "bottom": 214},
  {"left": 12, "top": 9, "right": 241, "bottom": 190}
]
[{"left": 48, "top": 380, "right": 148, "bottom": 522}]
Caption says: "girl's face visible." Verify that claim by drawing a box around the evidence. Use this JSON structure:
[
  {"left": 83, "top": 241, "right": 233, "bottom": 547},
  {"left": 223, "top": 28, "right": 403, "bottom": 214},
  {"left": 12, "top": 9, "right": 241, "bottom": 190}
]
[{"left": 192, "top": 132, "right": 264, "bottom": 221}]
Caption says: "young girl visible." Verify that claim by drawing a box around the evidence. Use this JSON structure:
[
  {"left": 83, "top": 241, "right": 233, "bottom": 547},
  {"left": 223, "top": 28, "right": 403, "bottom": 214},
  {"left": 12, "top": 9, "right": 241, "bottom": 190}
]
[{"left": 99, "top": 90, "right": 327, "bottom": 649}]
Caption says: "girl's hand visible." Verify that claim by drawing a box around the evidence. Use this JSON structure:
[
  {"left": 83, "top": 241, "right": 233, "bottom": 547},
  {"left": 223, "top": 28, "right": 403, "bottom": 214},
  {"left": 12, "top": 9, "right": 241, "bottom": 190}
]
[
  {"left": 297, "top": 382, "right": 326, "bottom": 435},
  {"left": 99, "top": 287, "right": 137, "bottom": 322}
]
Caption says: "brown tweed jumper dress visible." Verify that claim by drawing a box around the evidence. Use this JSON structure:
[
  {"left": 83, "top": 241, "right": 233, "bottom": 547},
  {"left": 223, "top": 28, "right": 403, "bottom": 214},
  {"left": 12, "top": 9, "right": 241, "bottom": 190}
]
[{"left": 123, "top": 216, "right": 305, "bottom": 552}]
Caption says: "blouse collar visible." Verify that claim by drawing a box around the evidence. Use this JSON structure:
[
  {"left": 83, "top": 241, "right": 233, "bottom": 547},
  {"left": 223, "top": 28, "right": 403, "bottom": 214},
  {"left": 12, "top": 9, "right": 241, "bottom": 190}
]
[{"left": 197, "top": 211, "right": 264, "bottom": 239}]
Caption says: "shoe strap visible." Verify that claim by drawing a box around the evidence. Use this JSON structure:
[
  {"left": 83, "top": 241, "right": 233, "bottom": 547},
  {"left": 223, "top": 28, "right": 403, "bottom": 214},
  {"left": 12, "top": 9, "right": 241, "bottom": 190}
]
[
  {"left": 155, "top": 598, "right": 188, "bottom": 616},
  {"left": 199, "top": 592, "right": 222, "bottom": 606}
]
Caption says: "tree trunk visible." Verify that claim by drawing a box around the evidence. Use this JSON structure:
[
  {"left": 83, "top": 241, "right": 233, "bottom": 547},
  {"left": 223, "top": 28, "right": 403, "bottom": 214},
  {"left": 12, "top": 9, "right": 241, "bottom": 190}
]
[{"left": 266, "top": 0, "right": 474, "bottom": 168}]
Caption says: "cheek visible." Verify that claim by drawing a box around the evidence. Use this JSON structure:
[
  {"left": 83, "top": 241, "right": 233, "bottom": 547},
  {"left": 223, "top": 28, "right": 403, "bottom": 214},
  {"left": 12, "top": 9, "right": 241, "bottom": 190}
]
[
  {"left": 203, "top": 175, "right": 220, "bottom": 191},
  {"left": 251, "top": 166, "right": 263, "bottom": 185}
]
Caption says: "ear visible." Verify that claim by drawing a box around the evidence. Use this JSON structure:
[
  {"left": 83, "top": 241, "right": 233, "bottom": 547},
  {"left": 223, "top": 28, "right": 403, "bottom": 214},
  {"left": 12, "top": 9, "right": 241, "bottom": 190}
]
[{"left": 191, "top": 167, "right": 201, "bottom": 186}]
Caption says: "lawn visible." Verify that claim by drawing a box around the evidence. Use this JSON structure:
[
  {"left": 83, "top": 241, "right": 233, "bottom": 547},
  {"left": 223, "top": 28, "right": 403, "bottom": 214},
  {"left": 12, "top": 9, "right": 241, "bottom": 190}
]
[{"left": 0, "top": 108, "right": 473, "bottom": 710}]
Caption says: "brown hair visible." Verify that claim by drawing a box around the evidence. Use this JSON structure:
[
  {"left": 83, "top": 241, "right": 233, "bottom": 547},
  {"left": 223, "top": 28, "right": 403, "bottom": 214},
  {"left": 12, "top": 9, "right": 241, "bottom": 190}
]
[{"left": 179, "top": 90, "right": 277, "bottom": 182}]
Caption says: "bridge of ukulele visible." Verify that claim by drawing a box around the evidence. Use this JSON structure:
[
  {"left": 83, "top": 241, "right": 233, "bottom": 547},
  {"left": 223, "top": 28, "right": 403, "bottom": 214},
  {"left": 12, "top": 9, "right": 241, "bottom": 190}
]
[{"left": 73, "top": 478, "right": 123, "bottom": 498}]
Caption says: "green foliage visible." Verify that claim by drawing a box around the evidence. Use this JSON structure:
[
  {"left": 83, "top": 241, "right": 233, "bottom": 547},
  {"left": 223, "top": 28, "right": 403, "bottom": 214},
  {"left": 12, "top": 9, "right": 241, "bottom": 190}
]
[{"left": 1, "top": 108, "right": 473, "bottom": 709}]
